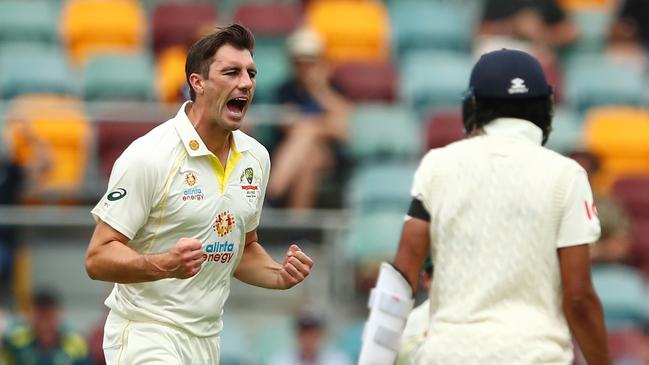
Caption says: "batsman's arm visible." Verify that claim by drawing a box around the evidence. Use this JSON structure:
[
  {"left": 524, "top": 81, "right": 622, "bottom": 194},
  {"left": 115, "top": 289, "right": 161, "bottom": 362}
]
[
  {"left": 393, "top": 199, "right": 432, "bottom": 291},
  {"left": 558, "top": 244, "right": 611, "bottom": 365}
]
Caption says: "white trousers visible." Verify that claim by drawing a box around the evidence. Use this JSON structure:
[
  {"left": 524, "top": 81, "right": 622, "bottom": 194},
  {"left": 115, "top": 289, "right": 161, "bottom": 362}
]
[{"left": 103, "top": 311, "right": 221, "bottom": 365}]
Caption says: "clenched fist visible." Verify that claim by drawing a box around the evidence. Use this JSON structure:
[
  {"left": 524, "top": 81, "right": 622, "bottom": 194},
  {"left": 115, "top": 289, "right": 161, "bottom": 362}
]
[
  {"left": 276, "top": 244, "right": 314, "bottom": 289},
  {"left": 159, "top": 238, "right": 205, "bottom": 279}
]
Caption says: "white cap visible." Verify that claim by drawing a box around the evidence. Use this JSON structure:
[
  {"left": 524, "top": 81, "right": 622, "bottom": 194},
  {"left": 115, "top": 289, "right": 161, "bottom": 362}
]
[{"left": 286, "top": 26, "right": 324, "bottom": 58}]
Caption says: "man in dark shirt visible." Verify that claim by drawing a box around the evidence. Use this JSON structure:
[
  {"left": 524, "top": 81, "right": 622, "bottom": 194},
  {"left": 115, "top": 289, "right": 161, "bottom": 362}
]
[{"left": 267, "top": 27, "right": 350, "bottom": 209}]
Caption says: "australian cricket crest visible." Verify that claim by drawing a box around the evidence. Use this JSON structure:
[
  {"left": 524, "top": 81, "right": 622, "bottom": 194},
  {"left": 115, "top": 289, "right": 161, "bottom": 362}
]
[{"left": 240, "top": 167, "right": 260, "bottom": 204}]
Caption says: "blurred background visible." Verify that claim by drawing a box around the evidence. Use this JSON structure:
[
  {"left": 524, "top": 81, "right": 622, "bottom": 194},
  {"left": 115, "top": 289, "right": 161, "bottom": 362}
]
[{"left": 0, "top": 0, "right": 648, "bottom": 364}]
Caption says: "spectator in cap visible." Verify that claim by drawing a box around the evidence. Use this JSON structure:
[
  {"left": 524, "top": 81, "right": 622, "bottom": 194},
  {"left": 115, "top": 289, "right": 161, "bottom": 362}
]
[
  {"left": 1, "top": 289, "right": 90, "bottom": 365},
  {"left": 266, "top": 26, "right": 351, "bottom": 210},
  {"left": 269, "top": 310, "right": 353, "bottom": 365}
]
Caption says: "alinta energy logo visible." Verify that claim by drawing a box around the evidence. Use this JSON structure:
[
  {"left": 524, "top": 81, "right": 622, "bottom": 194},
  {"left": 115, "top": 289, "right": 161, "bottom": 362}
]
[
  {"left": 182, "top": 171, "right": 204, "bottom": 201},
  {"left": 213, "top": 211, "right": 235, "bottom": 237},
  {"left": 202, "top": 241, "right": 236, "bottom": 264}
]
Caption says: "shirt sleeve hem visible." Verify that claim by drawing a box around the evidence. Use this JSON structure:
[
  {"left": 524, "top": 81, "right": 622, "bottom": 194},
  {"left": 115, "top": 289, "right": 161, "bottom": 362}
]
[
  {"left": 90, "top": 208, "right": 136, "bottom": 240},
  {"left": 557, "top": 234, "right": 599, "bottom": 248}
]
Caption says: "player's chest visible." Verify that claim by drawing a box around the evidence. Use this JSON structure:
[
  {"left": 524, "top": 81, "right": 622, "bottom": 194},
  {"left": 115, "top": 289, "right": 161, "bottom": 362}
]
[{"left": 161, "top": 157, "right": 263, "bottom": 230}]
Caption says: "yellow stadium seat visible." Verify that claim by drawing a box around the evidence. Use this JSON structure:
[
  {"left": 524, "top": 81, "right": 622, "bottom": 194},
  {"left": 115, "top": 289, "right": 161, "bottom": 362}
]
[
  {"left": 60, "top": 0, "right": 146, "bottom": 66},
  {"left": 558, "top": 0, "right": 616, "bottom": 11},
  {"left": 584, "top": 107, "right": 649, "bottom": 194},
  {"left": 156, "top": 45, "right": 187, "bottom": 104},
  {"left": 5, "top": 94, "right": 91, "bottom": 201},
  {"left": 306, "top": 0, "right": 390, "bottom": 63}
]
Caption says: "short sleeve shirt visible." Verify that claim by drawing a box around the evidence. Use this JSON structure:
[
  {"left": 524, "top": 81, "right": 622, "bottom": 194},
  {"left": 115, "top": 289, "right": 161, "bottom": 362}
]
[{"left": 91, "top": 101, "right": 271, "bottom": 337}]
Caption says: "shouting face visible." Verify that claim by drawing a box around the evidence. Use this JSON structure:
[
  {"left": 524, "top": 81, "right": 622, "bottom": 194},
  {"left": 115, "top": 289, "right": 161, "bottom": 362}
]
[{"left": 195, "top": 44, "right": 257, "bottom": 131}]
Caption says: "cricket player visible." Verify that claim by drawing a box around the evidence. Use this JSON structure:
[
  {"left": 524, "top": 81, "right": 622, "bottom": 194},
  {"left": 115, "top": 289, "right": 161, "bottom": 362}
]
[
  {"left": 359, "top": 49, "right": 610, "bottom": 365},
  {"left": 397, "top": 259, "right": 433, "bottom": 365},
  {"left": 84, "top": 24, "right": 314, "bottom": 364}
]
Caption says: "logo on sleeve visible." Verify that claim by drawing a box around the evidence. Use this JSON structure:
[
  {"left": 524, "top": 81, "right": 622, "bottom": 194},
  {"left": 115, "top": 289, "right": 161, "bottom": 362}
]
[
  {"left": 584, "top": 201, "right": 598, "bottom": 220},
  {"left": 107, "top": 188, "right": 127, "bottom": 201}
]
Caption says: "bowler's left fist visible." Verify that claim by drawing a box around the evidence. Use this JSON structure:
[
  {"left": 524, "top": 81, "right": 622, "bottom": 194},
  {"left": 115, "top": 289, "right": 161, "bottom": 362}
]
[{"left": 277, "top": 244, "right": 314, "bottom": 289}]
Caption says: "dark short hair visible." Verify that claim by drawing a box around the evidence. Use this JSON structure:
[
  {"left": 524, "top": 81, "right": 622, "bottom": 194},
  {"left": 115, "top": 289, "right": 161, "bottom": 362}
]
[
  {"left": 185, "top": 24, "right": 255, "bottom": 101},
  {"left": 473, "top": 96, "right": 554, "bottom": 145}
]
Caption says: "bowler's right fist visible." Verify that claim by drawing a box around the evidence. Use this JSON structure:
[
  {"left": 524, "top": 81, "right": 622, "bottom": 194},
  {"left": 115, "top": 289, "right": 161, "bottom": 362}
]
[{"left": 164, "top": 238, "right": 205, "bottom": 279}]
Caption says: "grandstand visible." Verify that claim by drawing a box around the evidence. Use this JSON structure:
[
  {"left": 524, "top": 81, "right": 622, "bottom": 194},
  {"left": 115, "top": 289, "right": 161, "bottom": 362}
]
[{"left": 0, "top": 0, "right": 648, "bottom": 364}]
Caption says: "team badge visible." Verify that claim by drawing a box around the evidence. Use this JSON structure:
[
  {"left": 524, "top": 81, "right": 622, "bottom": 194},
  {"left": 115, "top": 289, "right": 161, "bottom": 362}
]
[
  {"left": 189, "top": 139, "right": 200, "bottom": 151},
  {"left": 239, "top": 167, "right": 260, "bottom": 203},
  {"left": 245, "top": 167, "right": 254, "bottom": 184},
  {"left": 213, "top": 211, "right": 235, "bottom": 237}
]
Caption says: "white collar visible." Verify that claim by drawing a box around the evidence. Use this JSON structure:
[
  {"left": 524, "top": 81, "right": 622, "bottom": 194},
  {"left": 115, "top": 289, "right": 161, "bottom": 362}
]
[
  {"left": 482, "top": 118, "right": 543, "bottom": 145},
  {"left": 172, "top": 101, "right": 251, "bottom": 157}
]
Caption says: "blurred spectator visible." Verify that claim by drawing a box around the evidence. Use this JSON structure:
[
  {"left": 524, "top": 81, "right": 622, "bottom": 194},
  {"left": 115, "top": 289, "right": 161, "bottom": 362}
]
[
  {"left": 397, "top": 258, "right": 433, "bottom": 365},
  {"left": 266, "top": 27, "right": 351, "bottom": 209},
  {"left": 570, "top": 150, "right": 633, "bottom": 264},
  {"left": 605, "top": 0, "right": 649, "bottom": 71},
  {"left": 474, "top": 0, "right": 578, "bottom": 102},
  {"left": 0, "top": 140, "right": 24, "bottom": 309},
  {"left": 614, "top": 0, "right": 649, "bottom": 51},
  {"left": 269, "top": 310, "right": 353, "bottom": 365},
  {"left": 87, "top": 312, "right": 107, "bottom": 365},
  {"left": 1, "top": 289, "right": 90, "bottom": 365},
  {"left": 477, "top": 0, "right": 580, "bottom": 48}
]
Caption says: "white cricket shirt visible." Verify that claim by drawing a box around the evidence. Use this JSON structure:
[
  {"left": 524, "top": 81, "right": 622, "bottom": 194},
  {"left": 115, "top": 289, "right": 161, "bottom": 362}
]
[
  {"left": 411, "top": 118, "right": 600, "bottom": 364},
  {"left": 91, "top": 101, "right": 270, "bottom": 337}
]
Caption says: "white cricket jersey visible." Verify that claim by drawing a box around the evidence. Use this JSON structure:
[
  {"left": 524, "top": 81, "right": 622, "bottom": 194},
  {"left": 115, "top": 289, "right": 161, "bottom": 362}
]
[
  {"left": 398, "top": 299, "right": 430, "bottom": 365},
  {"left": 411, "top": 118, "right": 600, "bottom": 364},
  {"left": 91, "top": 101, "right": 270, "bottom": 337}
]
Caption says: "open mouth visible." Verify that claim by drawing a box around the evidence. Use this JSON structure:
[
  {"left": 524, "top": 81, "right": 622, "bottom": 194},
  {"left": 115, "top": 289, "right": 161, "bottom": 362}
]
[{"left": 226, "top": 97, "right": 248, "bottom": 118}]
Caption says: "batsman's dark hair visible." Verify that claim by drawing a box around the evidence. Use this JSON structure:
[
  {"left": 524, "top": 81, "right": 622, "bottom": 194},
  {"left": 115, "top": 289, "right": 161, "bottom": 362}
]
[
  {"left": 185, "top": 24, "right": 255, "bottom": 101},
  {"left": 463, "top": 95, "right": 554, "bottom": 145}
]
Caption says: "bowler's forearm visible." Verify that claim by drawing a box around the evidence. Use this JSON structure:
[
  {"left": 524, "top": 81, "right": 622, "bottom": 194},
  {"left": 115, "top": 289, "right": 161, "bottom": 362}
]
[
  {"left": 234, "top": 241, "right": 283, "bottom": 289},
  {"left": 85, "top": 241, "right": 168, "bottom": 283}
]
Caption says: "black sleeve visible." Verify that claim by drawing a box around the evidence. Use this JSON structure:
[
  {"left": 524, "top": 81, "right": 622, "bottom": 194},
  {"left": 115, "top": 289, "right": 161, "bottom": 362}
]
[{"left": 407, "top": 197, "right": 431, "bottom": 222}]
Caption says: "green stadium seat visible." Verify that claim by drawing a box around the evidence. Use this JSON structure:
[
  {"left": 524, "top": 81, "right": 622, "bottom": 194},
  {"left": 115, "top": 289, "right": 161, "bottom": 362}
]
[
  {"left": 345, "top": 163, "right": 417, "bottom": 213},
  {"left": 81, "top": 53, "right": 155, "bottom": 101},
  {"left": 545, "top": 106, "right": 584, "bottom": 155},
  {"left": 0, "top": 44, "right": 77, "bottom": 99},
  {"left": 252, "top": 44, "right": 291, "bottom": 103},
  {"left": 345, "top": 104, "right": 423, "bottom": 162},
  {"left": 343, "top": 210, "right": 405, "bottom": 263},
  {"left": 389, "top": 1, "right": 473, "bottom": 55},
  {"left": 592, "top": 264, "right": 649, "bottom": 330},
  {"left": 220, "top": 318, "right": 249, "bottom": 365},
  {"left": 400, "top": 50, "right": 473, "bottom": 113},
  {"left": 334, "top": 318, "right": 365, "bottom": 362},
  {"left": 566, "top": 10, "right": 613, "bottom": 55},
  {"left": 253, "top": 317, "right": 295, "bottom": 365},
  {"left": 564, "top": 54, "right": 649, "bottom": 113},
  {"left": 0, "top": 1, "right": 58, "bottom": 45}
]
